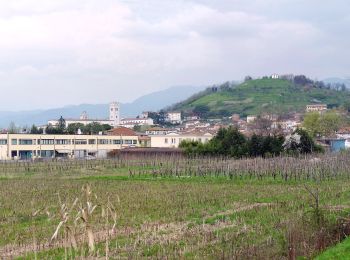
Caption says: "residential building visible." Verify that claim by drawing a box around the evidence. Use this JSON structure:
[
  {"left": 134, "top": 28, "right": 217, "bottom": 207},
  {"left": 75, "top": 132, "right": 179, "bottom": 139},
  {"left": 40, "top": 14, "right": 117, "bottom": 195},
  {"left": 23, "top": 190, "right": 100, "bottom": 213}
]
[
  {"left": 0, "top": 129, "right": 139, "bottom": 160},
  {"left": 166, "top": 112, "right": 182, "bottom": 124},
  {"left": 247, "top": 116, "right": 257, "bottom": 123},
  {"left": 145, "top": 127, "right": 176, "bottom": 135},
  {"left": 150, "top": 132, "right": 213, "bottom": 148},
  {"left": 120, "top": 117, "right": 154, "bottom": 128},
  {"left": 337, "top": 127, "right": 350, "bottom": 149},
  {"left": 306, "top": 104, "right": 327, "bottom": 113}
]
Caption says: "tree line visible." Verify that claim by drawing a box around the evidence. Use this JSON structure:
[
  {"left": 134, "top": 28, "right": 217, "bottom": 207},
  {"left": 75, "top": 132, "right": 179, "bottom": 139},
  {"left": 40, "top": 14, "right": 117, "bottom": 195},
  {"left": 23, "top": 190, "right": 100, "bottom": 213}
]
[
  {"left": 179, "top": 127, "right": 323, "bottom": 158},
  {"left": 30, "top": 116, "right": 112, "bottom": 135}
]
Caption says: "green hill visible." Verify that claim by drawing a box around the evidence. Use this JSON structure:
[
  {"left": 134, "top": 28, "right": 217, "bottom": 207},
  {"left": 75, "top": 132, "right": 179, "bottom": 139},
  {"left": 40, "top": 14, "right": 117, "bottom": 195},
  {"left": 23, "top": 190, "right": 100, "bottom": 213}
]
[{"left": 170, "top": 78, "right": 350, "bottom": 117}]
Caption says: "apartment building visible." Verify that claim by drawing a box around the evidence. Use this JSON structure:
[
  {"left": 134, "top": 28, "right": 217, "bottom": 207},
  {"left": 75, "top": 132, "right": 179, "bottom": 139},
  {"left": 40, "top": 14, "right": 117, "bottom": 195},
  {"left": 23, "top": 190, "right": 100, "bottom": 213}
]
[
  {"left": 165, "top": 112, "right": 182, "bottom": 124},
  {"left": 120, "top": 117, "right": 154, "bottom": 128},
  {"left": 0, "top": 131, "right": 139, "bottom": 160}
]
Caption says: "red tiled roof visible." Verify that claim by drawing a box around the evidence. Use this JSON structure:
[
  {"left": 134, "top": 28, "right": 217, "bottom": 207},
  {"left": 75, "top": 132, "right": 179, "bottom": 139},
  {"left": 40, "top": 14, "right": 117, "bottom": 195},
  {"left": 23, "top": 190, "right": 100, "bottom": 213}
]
[{"left": 107, "top": 127, "right": 138, "bottom": 136}]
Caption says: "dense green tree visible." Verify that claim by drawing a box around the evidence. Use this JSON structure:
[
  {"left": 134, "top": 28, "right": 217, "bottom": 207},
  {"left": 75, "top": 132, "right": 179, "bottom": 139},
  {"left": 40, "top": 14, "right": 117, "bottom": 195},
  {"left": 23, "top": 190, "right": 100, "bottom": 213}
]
[
  {"left": 193, "top": 104, "right": 210, "bottom": 118},
  {"left": 66, "top": 123, "right": 85, "bottom": 134},
  {"left": 303, "top": 111, "right": 342, "bottom": 137},
  {"left": 30, "top": 125, "right": 43, "bottom": 134},
  {"left": 57, "top": 116, "right": 66, "bottom": 132},
  {"left": 285, "top": 128, "right": 323, "bottom": 154},
  {"left": 46, "top": 124, "right": 64, "bottom": 134}
]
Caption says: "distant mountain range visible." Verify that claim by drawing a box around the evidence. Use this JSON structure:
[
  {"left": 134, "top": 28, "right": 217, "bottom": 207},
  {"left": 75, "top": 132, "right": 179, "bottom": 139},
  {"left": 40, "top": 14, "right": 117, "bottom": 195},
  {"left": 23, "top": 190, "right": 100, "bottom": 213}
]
[
  {"left": 0, "top": 85, "right": 205, "bottom": 128},
  {"left": 323, "top": 77, "right": 350, "bottom": 87}
]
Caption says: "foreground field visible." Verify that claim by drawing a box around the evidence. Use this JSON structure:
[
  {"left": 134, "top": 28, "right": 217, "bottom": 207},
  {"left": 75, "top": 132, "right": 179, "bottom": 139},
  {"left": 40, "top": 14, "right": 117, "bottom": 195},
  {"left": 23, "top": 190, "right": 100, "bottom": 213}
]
[{"left": 0, "top": 155, "right": 350, "bottom": 259}]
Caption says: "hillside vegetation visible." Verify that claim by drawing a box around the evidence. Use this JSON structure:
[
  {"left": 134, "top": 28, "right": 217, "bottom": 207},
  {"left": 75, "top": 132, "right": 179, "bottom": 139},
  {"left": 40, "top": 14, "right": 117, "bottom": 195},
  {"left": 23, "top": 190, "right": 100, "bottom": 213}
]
[{"left": 170, "top": 78, "right": 350, "bottom": 118}]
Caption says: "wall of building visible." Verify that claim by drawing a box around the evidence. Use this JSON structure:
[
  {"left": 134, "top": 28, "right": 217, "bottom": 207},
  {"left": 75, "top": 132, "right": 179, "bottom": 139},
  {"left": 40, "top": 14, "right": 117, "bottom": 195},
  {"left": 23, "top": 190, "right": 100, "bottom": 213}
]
[
  {"left": 150, "top": 133, "right": 213, "bottom": 148},
  {"left": 0, "top": 133, "right": 139, "bottom": 160}
]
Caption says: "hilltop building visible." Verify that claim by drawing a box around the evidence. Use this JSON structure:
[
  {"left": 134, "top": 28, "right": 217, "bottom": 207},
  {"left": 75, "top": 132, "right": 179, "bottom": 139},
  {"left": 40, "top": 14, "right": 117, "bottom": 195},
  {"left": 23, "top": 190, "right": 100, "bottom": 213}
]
[{"left": 306, "top": 104, "right": 327, "bottom": 113}]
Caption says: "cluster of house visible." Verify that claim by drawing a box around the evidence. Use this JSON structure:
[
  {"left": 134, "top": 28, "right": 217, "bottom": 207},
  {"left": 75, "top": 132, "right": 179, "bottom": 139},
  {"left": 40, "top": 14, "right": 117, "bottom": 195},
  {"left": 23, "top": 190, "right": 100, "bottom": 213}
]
[{"left": 1, "top": 100, "right": 349, "bottom": 160}]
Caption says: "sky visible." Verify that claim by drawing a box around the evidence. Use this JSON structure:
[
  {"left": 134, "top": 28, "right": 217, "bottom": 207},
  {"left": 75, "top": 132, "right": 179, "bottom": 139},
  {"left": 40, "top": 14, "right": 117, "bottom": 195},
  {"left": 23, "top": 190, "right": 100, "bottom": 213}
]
[{"left": 0, "top": 0, "right": 349, "bottom": 110}]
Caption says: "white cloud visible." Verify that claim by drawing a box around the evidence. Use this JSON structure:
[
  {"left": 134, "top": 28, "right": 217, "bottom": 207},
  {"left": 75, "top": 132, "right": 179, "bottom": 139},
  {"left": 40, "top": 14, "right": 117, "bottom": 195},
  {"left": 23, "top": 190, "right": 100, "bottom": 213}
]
[{"left": 0, "top": 0, "right": 348, "bottom": 110}]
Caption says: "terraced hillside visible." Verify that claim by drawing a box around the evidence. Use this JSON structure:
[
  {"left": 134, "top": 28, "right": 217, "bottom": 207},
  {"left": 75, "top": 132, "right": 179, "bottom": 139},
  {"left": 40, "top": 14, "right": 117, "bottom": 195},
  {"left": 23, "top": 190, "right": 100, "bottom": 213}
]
[{"left": 170, "top": 78, "right": 350, "bottom": 118}]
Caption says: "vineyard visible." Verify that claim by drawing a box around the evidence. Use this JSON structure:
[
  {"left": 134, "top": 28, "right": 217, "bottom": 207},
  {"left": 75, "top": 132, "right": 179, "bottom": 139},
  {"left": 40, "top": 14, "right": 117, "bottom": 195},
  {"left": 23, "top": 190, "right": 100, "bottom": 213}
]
[{"left": 1, "top": 153, "right": 350, "bottom": 258}]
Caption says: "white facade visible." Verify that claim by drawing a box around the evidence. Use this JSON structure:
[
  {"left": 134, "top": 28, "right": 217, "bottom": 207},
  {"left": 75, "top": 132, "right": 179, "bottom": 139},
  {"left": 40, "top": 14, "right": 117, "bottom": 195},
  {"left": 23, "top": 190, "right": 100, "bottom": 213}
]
[
  {"left": 109, "top": 102, "right": 120, "bottom": 126},
  {"left": 306, "top": 104, "right": 327, "bottom": 113},
  {"left": 150, "top": 132, "right": 213, "bottom": 148},
  {"left": 166, "top": 112, "right": 182, "bottom": 124},
  {"left": 120, "top": 118, "right": 154, "bottom": 128},
  {"left": 247, "top": 116, "right": 257, "bottom": 123},
  {"left": 0, "top": 133, "right": 139, "bottom": 160},
  {"left": 146, "top": 127, "right": 176, "bottom": 135}
]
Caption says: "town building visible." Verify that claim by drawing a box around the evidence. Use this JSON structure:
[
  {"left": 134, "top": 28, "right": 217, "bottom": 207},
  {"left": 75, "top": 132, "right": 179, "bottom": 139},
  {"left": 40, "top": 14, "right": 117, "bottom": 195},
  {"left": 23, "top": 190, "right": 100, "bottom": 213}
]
[
  {"left": 271, "top": 74, "right": 280, "bottom": 79},
  {"left": 165, "top": 112, "right": 182, "bottom": 124},
  {"left": 145, "top": 127, "right": 176, "bottom": 135},
  {"left": 246, "top": 116, "right": 257, "bottom": 123},
  {"left": 120, "top": 117, "right": 154, "bottom": 128},
  {"left": 150, "top": 132, "right": 213, "bottom": 148},
  {"left": 306, "top": 104, "right": 327, "bottom": 113}
]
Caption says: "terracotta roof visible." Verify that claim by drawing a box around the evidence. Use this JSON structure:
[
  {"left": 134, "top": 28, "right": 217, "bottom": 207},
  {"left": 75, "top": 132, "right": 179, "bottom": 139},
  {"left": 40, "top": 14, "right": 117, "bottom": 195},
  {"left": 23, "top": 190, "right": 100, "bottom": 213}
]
[
  {"left": 147, "top": 127, "right": 173, "bottom": 131},
  {"left": 338, "top": 127, "right": 350, "bottom": 134},
  {"left": 107, "top": 127, "right": 138, "bottom": 136}
]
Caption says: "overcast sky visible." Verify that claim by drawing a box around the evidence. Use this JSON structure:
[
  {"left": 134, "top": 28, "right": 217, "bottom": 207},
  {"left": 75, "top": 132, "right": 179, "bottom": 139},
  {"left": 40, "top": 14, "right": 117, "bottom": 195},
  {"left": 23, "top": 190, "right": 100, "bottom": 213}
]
[{"left": 0, "top": 0, "right": 349, "bottom": 110}]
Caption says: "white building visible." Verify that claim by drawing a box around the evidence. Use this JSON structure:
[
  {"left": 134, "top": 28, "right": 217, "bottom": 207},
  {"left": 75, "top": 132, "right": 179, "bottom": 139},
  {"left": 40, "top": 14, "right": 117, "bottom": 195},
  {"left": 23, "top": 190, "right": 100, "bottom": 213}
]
[
  {"left": 120, "top": 117, "right": 154, "bottom": 128},
  {"left": 150, "top": 132, "right": 213, "bottom": 148},
  {"left": 247, "top": 116, "right": 257, "bottom": 123},
  {"left": 306, "top": 104, "right": 327, "bottom": 113},
  {"left": 166, "top": 112, "right": 182, "bottom": 124},
  {"left": 145, "top": 127, "right": 176, "bottom": 135},
  {"left": 271, "top": 74, "right": 280, "bottom": 79},
  {"left": 109, "top": 102, "right": 120, "bottom": 126},
  {"left": 0, "top": 131, "right": 139, "bottom": 160}
]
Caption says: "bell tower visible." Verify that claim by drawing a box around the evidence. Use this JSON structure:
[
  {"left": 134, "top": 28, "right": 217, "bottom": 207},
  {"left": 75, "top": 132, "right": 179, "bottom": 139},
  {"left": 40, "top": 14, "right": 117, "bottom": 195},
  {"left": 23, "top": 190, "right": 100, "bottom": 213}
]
[{"left": 109, "top": 102, "right": 120, "bottom": 127}]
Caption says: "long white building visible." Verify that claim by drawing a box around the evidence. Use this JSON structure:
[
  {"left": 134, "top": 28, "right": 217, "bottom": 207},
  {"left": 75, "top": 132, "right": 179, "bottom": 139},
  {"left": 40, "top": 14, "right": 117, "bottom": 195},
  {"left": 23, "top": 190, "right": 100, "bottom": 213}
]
[{"left": 0, "top": 130, "right": 138, "bottom": 160}]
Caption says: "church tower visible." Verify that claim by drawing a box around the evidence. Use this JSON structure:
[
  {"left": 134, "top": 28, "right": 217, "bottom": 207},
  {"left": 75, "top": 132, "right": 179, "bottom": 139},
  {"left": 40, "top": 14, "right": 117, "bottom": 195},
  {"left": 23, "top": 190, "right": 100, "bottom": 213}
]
[{"left": 109, "top": 102, "right": 120, "bottom": 127}]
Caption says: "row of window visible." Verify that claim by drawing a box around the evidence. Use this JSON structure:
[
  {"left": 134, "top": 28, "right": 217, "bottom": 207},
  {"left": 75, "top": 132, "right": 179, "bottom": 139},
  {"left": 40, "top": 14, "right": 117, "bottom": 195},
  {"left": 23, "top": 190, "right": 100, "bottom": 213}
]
[
  {"left": 164, "top": 137, "right": 209, "bottom": 144},
  {"left": 9, "top": 139, "right": 138, "bottom": 146}
]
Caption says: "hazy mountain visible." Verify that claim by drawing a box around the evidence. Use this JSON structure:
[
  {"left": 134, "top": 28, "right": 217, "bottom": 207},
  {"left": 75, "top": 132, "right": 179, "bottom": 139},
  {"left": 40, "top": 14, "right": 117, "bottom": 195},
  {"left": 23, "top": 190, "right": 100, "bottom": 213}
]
[
  {"left": 0, "top": 85, "right": 205, "bottom": 128},
  {"left": 323, "top": 77, "right": 350, "bottom": 87}
]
